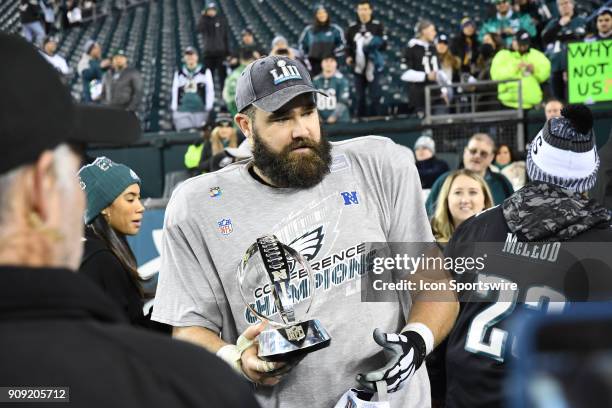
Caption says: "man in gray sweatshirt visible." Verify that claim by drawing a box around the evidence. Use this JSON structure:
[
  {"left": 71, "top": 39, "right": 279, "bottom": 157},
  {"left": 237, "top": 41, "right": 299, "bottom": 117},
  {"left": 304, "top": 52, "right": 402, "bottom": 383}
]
[{"left": 153, "top": 55, "right": 459, "bottom": 408}]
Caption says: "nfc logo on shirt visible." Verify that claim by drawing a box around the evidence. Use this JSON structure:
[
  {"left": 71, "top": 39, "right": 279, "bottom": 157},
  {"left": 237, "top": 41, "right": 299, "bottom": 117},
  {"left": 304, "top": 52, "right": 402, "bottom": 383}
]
[
  {"left": 341, "top": 191, "right": 359, "bottom": 205},
  {"left": 270, "top": 60, "right": 302, "bottom": 85}
]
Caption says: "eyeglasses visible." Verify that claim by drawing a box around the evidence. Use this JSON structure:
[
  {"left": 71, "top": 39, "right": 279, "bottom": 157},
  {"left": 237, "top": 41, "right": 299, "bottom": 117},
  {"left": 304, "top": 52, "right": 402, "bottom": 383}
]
[{"left": 467, "top": 148, "right": 492, "bottom": 158}]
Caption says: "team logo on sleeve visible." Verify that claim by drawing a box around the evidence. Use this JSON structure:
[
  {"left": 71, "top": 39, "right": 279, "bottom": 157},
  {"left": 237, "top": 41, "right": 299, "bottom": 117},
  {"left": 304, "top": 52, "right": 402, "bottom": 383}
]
[
  {"left": 217, "top": 218, "right": 233, "bottom": 235},
  {"left": 209, "top": 186, "right": 222, "bottom": 198}
]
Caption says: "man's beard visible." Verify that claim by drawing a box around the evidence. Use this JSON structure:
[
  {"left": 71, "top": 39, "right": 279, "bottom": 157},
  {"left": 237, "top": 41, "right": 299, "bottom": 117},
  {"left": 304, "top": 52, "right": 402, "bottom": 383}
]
[{"left": 252, "top": 127, "right": 332, "bottom": 189}]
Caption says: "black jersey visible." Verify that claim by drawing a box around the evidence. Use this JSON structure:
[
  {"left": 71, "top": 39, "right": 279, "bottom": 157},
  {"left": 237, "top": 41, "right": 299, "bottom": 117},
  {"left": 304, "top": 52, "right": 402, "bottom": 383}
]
[
  {"left": 345, "top": 19, "right": 387, "bottom": 61},
  {"left": 402, "top": 39, "right": 438, "bottom": 112},
  {"left": 444, "top": 205, "right": 612, "bottom": 408}
]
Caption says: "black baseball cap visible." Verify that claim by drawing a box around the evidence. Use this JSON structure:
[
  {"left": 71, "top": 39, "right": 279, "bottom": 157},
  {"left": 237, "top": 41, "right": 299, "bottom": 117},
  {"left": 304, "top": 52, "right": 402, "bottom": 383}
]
[
  {"left": 515, "top": 29, "right": 530, "bottom": 45},
  {"left": 436, "top": 33, "right": 449, "bottom": 44},
  {"left": 214, "top": 111, "right": 233, "bottom": 126},
  {"left": 184, "top": 46, "right": 197, "bottom": 54},
  {"left": 0, "top": 34, "right": 141, "bottom": 174},
  {"left": 235, "top": 55, "right": 326, "bottom": 113}
]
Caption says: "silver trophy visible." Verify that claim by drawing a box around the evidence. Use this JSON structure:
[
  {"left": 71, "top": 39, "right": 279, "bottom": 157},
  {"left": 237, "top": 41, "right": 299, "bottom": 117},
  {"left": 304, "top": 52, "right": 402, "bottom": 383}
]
[{"left": 237, "top": 234, "right": 331, "bottom": 362}]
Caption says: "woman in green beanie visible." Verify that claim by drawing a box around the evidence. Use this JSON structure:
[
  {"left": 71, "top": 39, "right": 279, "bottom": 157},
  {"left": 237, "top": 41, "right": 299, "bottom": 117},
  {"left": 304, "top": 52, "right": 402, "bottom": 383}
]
[{"left": 77, "top": 157, "right": 152, "bottom": 329}]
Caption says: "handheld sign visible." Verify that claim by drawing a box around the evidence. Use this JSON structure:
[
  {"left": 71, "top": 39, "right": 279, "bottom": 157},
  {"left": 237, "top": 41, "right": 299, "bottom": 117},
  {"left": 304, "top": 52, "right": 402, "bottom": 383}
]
[{"left": 567, "top": 39, "right": 612, "bottom": 104}]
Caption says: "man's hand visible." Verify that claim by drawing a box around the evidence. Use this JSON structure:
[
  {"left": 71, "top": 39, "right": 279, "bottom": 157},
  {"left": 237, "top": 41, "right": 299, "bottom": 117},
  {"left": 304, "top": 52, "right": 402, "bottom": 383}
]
[
  {"left": 427, "top": 71, "right": 437, "bottom": 81},
  {"left": 518, "top": 62, "right": 534, "bottom": 74},
  {"left": 346, "top": 56, "right": 354, "bottom": 66},
  {"left": 356, "top": 328, "right": 426, "bottom": 393},
  {"left": 239, "top": 322, "right": 286, "bottom": 385},
  {"left": 217, "top": 322, "right": 286, "bottom": 386},
  {"left": 327, "top": 115, "right": 337, "bottom": 124}
]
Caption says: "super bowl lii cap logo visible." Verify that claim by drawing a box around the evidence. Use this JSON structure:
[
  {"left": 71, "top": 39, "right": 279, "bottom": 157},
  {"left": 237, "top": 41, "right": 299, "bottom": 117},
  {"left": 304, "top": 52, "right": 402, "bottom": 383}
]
[
  {"left": 217, "top": 218, "right": 233, "bottom": 235},
  {"left": 270, "top": 60, "right": 302, "bottom": 85}
]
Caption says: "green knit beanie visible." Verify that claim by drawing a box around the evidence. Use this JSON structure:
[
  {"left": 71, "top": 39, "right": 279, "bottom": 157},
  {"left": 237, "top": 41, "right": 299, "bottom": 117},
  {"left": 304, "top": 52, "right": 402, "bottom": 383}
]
[{"left": 78, "top": 157, "right": 141, "bottom": 225}]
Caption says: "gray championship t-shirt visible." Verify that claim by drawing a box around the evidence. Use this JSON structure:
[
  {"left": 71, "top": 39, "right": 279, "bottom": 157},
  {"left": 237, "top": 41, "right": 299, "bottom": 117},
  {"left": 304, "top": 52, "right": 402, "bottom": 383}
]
[{"left": 153, "top": 136, "right": 434, "bottom": 408}]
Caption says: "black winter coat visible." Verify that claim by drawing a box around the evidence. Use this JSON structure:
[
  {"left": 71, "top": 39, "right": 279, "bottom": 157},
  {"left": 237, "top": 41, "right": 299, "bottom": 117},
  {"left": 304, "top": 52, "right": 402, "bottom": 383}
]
[
  {"left": 0, "top": 265, "right": 261, "bottom": 408},
  {"left": 80, "top": 228, "right": 147, "bottom": 327},
  {"left": 197, "top": 14, "right": 230, "bottom": 57},
  {"left": 449, "top": 32, "right": 479, "bottom": 74},
  {"left": 416, "top": 156, "right": 450, "bottom": 189}
]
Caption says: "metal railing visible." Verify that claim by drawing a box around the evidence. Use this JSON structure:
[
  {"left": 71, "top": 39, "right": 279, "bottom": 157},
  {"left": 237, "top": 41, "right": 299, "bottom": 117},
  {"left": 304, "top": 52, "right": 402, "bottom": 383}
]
[{"left": 425, "top": 79, "right": 526, "bottom": 152}]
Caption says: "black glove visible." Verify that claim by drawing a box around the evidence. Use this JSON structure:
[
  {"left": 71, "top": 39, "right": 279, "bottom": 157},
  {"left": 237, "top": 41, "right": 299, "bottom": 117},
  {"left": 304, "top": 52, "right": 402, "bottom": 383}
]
[{"left": 356, "top": 328, "right": 426, "bottom": 393}]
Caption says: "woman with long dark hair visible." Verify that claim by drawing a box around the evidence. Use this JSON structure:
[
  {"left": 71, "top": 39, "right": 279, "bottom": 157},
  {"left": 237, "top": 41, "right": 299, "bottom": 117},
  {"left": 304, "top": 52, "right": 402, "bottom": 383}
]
[
  {"left": 77, "top": 157, "right": 151, "bottom": 328},
  {"left": 298, "top": 4, "right": 345, "bottom": 77}
]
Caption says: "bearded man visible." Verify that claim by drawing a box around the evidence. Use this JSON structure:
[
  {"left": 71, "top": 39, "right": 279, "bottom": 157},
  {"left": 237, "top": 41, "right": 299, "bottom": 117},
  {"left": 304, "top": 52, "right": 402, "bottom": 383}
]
[{"left": 152, "top": 55, "right": 458, "bottom": 408}]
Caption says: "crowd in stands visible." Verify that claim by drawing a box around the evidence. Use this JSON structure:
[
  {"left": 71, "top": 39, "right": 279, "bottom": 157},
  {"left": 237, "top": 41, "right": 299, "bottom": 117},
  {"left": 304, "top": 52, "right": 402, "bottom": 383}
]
[
  {"left": 18, "top": 0, "right": 611, "bottom": 131},
  {"left": 14, "top": 0, "right": 611, "bottom": 213},
  {"left": 413, "top": 95, "right": 572, "bottom": 232},
  {"left": 20, "top": 0, "right": 102, "bottom": 42}
]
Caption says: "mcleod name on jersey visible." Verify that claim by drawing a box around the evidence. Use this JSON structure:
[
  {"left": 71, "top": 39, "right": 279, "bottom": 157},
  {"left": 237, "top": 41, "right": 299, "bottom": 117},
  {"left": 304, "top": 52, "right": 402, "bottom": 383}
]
[{"left": 444, "top": 205, "right": 612, "bottom": 408}]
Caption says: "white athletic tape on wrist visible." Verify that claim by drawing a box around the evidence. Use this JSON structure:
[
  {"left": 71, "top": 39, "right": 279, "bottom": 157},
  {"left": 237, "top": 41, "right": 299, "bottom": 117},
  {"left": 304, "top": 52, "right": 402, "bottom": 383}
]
[
  {"left": 216, "top": 344, "right": 243, "bottom": 373},
  {"left": 217, "top": 335, "right": 257, "bottom": 376},
  {"left": 402, "top": 323, "right": 434, "bottom": 355},
  {"left": 236, "top": 334, "right": 254, "bottom": 354}
]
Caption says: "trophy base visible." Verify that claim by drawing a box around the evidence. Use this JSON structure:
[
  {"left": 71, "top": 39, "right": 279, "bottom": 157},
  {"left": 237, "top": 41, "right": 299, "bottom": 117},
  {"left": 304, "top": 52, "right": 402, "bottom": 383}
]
[{"left": 258, "top": 319, "right": 331, "bottom": 362}]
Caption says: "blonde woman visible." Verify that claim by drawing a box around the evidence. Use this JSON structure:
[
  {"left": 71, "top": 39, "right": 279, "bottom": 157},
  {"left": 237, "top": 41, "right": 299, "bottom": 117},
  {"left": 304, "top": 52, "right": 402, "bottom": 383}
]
[
  {"left": 210, "top": 112, "right": 238, "bottom": 156},
  {"left": 431, "top": 169, "right": 494, "bottom": 242},
  {"left": 184, "top": 111, "right": 238, "bottom": 173}
]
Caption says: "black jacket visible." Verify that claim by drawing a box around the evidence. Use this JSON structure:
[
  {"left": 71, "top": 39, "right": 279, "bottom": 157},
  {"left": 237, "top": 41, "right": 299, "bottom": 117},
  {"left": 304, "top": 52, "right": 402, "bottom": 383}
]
[
  {"left": 345, "top": 19, "right": 387, "bottom": 60},
  {"left": 197, "top": 14, "right": 230, "bottom": 57},
  {"left": 402, "top": 38, "right": 438, "bottom": 112},
  {"left": 0, "top": 265, "right": 260, "bottom": 408},
  {"left": 416, "top": 156, "right": 450, "bottom": 189},
  {"left": 450, "top": 32, "right": 479, "bottom": 74},
  {"left": 592, "top": 134, "right": 612, "bottom": 210},
  {"left": 80, "top": 228, "right": 147, "bottom": 327},
  {"left": 20, "top": 0, "right": 41, "bottom": 24},
  {"left": 444, "top": 196, "right": 612, "bottom": 408}
]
